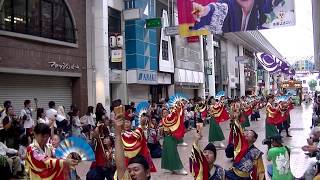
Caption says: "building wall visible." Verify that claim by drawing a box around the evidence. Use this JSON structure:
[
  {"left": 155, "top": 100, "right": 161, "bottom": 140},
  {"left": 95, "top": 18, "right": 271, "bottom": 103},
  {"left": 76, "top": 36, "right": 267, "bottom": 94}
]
[
  {"left": 221, "top": 40, "right": 238, "bottom": 97},
  {"left": 86, "top": 0, "right": 95, "bottom": 107},
  {"left": 125, "top": 0, "right": 158, "bottom": 71},
  {"left": 238, "top": 45, "right": 246, "bottom": 96},
  {"left": 108, "top": 0, "right": 124, "bottom": 11},
  {"left": 127, "top": 84, "right": 150, "bottom": 103},
  {"left": 175, "top": 37, "right": 202, "bottom": 71},
  {"left": 312, "top": 0, "right": 320, "bottom": 70},
  {"left": 0, "top": 0, "right": 88, "bottom": 113}
]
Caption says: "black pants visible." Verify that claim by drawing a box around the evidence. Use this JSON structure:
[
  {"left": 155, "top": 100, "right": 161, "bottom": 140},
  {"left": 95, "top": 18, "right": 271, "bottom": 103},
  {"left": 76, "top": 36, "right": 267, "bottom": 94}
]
[
  {"left": 147, "top": 143, "right": 162, "bottom": 158},
  {"left": 184, "top": 120, "right": 190, "bottom": 129},
  {"left": 56, "top": 120, "right": 69, "bottom": 133},
  {"left": 277, "top": 121, "right": 290, "bottom": 135},
  {"left": 0, "top": 155, "right": 12, "bottom": 180},
  {"left": 86, "top": 166, "right": 114, "bottom": 180}
]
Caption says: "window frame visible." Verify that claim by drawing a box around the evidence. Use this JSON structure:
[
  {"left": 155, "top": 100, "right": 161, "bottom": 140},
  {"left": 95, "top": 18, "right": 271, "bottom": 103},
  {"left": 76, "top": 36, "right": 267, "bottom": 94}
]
[{"left": 0, "top": 0, "right": 77, "bottom": 46}]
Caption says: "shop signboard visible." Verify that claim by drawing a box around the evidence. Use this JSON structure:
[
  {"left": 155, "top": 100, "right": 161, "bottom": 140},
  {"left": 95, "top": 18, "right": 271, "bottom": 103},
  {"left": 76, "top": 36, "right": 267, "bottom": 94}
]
[
  {"left": 187, "top": 36, "right": 200, "bottom": 43},
  {"left": 205, "top": 61, "right": 213, "bottom": 75},
  {"left": 111, "top": 49, "right": 123, "bottom": 62},
  {"left": 137, "top": 70, "right": 157, "bottom": 85},
  {"left": 146, "top": 18, "right": 162, "bottom": 29},
  {"left": 235, "top": 56, "right": 249, "bottom": 64},
  {"left": 165, "top": 26, "right": 179, "bottom": 36},
  {"left": 229, "top": 75, "right": 236, "bottom": 89},
  {"left": 177, "top": 0, "right": 295, "bottom": 37},
  {"left": 48, "top": 61, "right": 79, "bottom": 71}
]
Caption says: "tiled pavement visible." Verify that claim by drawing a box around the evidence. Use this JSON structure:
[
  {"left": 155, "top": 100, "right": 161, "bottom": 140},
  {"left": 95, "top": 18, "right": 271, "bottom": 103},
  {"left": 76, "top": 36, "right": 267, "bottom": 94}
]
[{"left": 74, "top": 103, "right": 314, "bottom": 180}]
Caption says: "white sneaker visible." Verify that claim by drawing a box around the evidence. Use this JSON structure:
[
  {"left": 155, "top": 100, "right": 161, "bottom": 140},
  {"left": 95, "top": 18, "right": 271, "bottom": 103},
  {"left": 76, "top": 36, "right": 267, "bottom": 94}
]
[
  {"left": 173, "top": 169, "right": 188, "bottom": 175},
  {"left": 219, "top": 142, "right": 225, "bottom": 148},
  {"left": 178, "top": 142, "right": 188, "bottom": 146},
  {"left": 214, "top": 142, "right": 225, "bottom": 148}
]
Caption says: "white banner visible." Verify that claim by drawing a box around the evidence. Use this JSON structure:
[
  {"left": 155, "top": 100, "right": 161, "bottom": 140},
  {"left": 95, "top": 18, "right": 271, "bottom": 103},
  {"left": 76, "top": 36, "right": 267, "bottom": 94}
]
[{"left": 159, "top": 10, "right": 174, "bottom": 73}]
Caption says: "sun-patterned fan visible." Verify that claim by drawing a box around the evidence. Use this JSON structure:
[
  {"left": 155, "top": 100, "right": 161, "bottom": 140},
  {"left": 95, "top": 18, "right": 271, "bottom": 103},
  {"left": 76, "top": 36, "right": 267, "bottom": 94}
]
[
  {"left": 215, "top": 91, "right": 225, "bottom": 100},
  {"left": 168, "top": 93, "right": 188, "bottom": 108},
  {"left": 135, "top": 101, "right": 150, "bottom": 125},
  {"left": 55, "top": 136, "right": 95, "bottom": 161},
  {"left": 275, "top": 96, "right": 289, "bottom": 103},
  {"left": 136, "top": 101, "right": 150, "bottom": 118}
]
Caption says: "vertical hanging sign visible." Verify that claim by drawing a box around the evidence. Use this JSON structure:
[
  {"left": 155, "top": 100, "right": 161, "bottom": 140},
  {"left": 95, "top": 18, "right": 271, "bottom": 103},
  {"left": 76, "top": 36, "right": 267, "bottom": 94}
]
[{"left": 159, "top": 10, "right": 174, "bottom": 73}]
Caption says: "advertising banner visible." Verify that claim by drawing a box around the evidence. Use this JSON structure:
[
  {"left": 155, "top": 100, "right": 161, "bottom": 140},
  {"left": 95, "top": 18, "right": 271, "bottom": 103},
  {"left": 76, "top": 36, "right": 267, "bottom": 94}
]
[{"left": 177, "top": 0, "right": 295, "bottom": 37}]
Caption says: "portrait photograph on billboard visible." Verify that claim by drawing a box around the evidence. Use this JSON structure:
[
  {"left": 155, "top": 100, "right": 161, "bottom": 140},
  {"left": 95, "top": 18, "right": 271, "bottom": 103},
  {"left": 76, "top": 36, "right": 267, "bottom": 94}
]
[{"left": 177, "top": 0, "right": 296, "bottom": 37}]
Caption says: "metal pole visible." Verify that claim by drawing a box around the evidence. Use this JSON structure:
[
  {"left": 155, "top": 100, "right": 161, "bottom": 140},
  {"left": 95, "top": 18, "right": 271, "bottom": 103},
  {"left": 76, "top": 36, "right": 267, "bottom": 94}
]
[
  {"left": 168, "top": 0, "right": 170, "bottom": 25},
  {"left": 154, "top": 0, "right": 156, "bottom": 17},
  {"left": 172, "top": 0, "right": 174, "bottom": 25},
  {"left": 238, "top": 61, "right": 241, "bottom": 96}
]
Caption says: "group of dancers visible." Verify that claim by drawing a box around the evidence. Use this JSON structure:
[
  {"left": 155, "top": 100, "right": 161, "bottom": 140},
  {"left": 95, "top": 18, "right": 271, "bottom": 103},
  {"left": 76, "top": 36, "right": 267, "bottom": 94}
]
[
  {"left": 159, "top": 93, "right": 294, "bottom": 179},
  {"left": 24, "top": 92, "right": 295, "bottom": 180}
]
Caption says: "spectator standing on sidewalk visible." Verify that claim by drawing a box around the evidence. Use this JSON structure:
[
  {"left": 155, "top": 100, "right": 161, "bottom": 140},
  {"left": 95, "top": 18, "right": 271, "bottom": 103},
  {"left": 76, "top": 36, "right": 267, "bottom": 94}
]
[
  {"left": 267, "top": 135, "right": 293, "bottom": 180},
  {"left": 80, "top": 106, "right": 96, "bottom": 130},
  {"left": 0, "top": 101, "right": 11, "bottom": 141},
  {"left": 96, "top": 103, "right": 106, "bottom": 123},
  {"left": 20, "top": 100, "right": 34, "bottom": 137},
  {"left": 37, "top": 108, "right": 49, "bottom": 124},
  {"left": 56, "top": 106, "right": 69, "bottom": 133},
  {"left": 46, "top": 101, "right": 57, "bottom": 128},
  {"left": 71, "top": 107, "right": 81, "bottom": 137}
]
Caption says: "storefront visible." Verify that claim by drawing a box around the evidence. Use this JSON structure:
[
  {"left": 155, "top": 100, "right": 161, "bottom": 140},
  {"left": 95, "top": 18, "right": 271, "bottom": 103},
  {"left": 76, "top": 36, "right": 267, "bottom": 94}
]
[
  {"left": 153, "top": 72, "right": 172, "bottom": 102},
  {"left": 175, "top": 68, "right": 204, "bottom": 99},
  {"left": 0, "top": 0, "right": 87, "bottom": 113},
  {"left": 0, "top": 73, "right": 74, "bottom": 112},
  {"left": 127, "top": 70, "right": 157, "bottom": 103}
]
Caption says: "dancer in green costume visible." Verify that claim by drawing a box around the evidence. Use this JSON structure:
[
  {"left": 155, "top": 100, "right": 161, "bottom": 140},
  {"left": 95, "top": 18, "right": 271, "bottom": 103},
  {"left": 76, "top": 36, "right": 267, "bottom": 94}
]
[
  {"left": 241, "top": 97, "right": 251, "bottom": 129},
  {"left": 161, "top": 108, "right": 187, "bottom": 175},
  {"left": 208, "top": 116, "right": 225, "bottom": 142},
  {"left": 265, "top": 96, "right": 279, "bottom": 139},
  {"left": 208, "top": 97, "right": 226, "bottom": 147},
  {"left": 242, "top": 114, "right": 251, "bottom": 129}
]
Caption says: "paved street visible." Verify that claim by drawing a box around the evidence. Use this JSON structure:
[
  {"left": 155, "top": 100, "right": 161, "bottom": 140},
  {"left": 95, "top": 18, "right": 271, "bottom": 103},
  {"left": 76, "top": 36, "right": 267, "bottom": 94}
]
[{"left": 76, "top": 103, "right": 314, "bottom": 180}]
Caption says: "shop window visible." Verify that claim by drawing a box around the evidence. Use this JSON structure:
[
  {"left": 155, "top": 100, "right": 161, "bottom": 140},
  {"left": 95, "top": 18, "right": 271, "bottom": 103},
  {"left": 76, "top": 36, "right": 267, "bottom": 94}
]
[
  {"left": 41, "top": 1, "right": 53, "bottom": 38},
  {"left": 0, "top": 0, "right": 12, "bottom": 30},
  {"left": 108, "top": 7, "right": 121, "bottom": 34},
  {"left": 125, "top": 0, "right": 135, "bottom": 9},
  {"left": 13, "top": 0, "right": 27, "bottom": 33},
  {"left": 162, "top": 40, "right": 169, "bottom": 61},
  {"left": 108, "top": 7, "right": 122, "bottom": 70},
  {"left": 0, "top": 0, "right": 76, "bottom": 43},
  {"left": 27, "top": 0, "right": 40, "bottom": 35}
]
